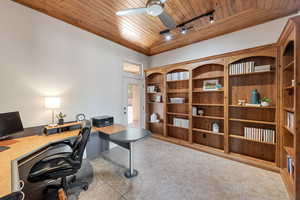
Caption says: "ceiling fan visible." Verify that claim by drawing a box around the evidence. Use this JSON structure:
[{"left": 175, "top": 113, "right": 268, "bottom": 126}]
[{"left": 116, "top": 0, "right": 177, "bottom": 29}]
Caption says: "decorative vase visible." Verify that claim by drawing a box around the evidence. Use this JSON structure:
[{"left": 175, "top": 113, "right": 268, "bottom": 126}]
[
  {"left": 251, "top": 89, "right": 259, "bottom": 104},
  {"left": 58, "top": 118, "right": 64, "bottom": 125},
  {"left": 261, "top": 101, "right": 270, "bottom": 107}
]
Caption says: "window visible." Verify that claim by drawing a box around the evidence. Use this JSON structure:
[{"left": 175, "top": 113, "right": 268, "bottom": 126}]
[{"left": 123, "top": 62, "right": 141, "bottom": 75}]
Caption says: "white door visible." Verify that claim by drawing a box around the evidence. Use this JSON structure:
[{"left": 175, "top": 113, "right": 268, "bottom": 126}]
[{"left": 122, "top": 77, "right": 143, "bottom": 128}]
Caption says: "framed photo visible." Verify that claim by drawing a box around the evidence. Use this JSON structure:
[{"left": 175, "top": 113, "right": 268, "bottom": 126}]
[{"left": 203, "top": 79, "right": 219, "bottom": 91}]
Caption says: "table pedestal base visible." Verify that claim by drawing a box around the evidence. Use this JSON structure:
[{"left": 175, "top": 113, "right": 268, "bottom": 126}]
[{"left": 124, "top": 169, "right": 138, "bottom": 178}]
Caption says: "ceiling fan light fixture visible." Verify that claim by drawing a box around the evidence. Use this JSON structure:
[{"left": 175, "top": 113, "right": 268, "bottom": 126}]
[{"left": 146, "top": 1, "right": 164, "bottom": 16}]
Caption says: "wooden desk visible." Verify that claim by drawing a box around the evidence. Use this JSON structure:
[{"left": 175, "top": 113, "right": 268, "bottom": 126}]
[{"left": 0, "top": 124, "right": 126, "bottom": 197}]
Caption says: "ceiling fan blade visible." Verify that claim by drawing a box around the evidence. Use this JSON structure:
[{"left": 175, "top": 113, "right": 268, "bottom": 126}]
[
  {"left": 160, "top": 0, "right": 168, "bottom": 3},
  {"left": 158, "top": 12, "right": 177, "bottom": 29},
  {"left": 116, "top": 7, "right": 147, "bottom": 16}
]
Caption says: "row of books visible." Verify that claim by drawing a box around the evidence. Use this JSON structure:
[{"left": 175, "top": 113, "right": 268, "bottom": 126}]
[
  {"left": 286, "top": 112, "right": 294, "bottom": 129},
  {"left": 229, "top": 61, "right": 271, "bottom": 75},
  {"left": 287, "top": 156, "right": 294, "bottom": 178},
  {"left": 173, "top": 118, "right": 189, "bottom": 129},
  {"left": 244, "top": 127, "right": 275, "bottom": 143},
  {"left": 229, "top": 61, "right": 255, "bottom": 75},
  {"left": 166, "top": 72, "right": 189, "bottom": 81}
]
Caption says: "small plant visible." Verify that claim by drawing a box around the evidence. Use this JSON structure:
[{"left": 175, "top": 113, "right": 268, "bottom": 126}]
[
  {"left": 56, "top": 112, "right": 67, "bottom": 120},
  {"left": 261, "top": 97, "right": 272, "bottom": 103}
]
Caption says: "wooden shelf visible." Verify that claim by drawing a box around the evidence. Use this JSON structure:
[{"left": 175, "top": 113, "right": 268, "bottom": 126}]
[
  {"left": 192, "top": 75, "right": 224, "bottom": 80},
  {"left": 147, "top": 81, "right": 162, "bottom": 84},
  {"left": 229, "top": 105, "right": 276, "bottom": 109},
  {"left": 284, "top": 126, "right": 295, "bottom": 135},
  {"left": 193, "top": 128, "right": 224, "bottom": 136},
  {"left": 167, "top": 124, "right": 189, "bottom": 130},
  {"left": 166, "top": 79, "right": 189, "bottom": 83},
  {"left": 147, "top": 92, "right": 162, "bottom": 94},
  {"left": 284, "top": 85, "right": 295, "bottom": 90},
  {"left": 229, "top": 152, "right": 276, "bottom": 169},
  {"left": 193, "top": 88, "right": 224, "bottom": 93},
  {"left": 229, "top": 118, "right": 276, "bottom": 125},
  {"left": 192, "top": 103, "right": 224, "bottom": 107},
  {"left": 193, "top": 115, "right": 224, "bottom": 120},
  {"left": 167, "top": 112, "right": 189, "bottom": 116},
  {"left": 229, "top": 70, "right": 274, "bottom": 77},
  {"left": 284, "top": 146, "right": 295, "bottom": 160},
  {"left": 283, "top": 107, "right": 295, "bottom": 112},
  {"left": 167, "top": 89, "right": 189, "bottom": 93},
  {"left": 147, "top": 102, "right": 163, "bottom": 104},
  {"left": 283, "top": 60, "right": 294, "bottom": 71},
  {"left": 229, "top": 135, "right": 276, "bottom": 145},
  {"left": 147, "top": 121, "right": 163, "bottom": 124},
  {"left": 167, "top": 103, "right": 188, "bottom": 105}
]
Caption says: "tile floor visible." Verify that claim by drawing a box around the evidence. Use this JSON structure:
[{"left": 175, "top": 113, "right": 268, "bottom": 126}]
[{"left": 77, "top": 138, "right": 289, "bottom": 200}]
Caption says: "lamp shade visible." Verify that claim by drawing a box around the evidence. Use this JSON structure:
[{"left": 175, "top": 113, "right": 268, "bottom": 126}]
[{"left": 45, "top": 97, "right": 61, "bottom": 109}]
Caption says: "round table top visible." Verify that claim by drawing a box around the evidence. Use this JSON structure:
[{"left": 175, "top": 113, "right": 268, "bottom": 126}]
[{"left": 109, "top": 128, "right": 152, "bottom": 143}]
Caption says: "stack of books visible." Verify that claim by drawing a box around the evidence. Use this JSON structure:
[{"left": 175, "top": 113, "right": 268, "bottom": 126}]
[
  {"left": 287, "top": 156, "right": 294, "bottom": 178},
  {"left": 169, "top": 98, "right": 185, "bottom": 104},
  {"left": 254, "top": 65, "right": 271, "bottom": 72},
  {"left": 287, "top": 112, "right": 294, "bottom": 129},
  {"left": 173, "top": 118, "right": 189, "bottom": 128},
  {"left": 147, "top": 86, "right": 157, "bottom": 93},
  {"left": 244, "top": 127, "right": 275, "bottom": 143},
  {"left": 229, "top": 61, "right": 255, "bottom": 75},
  {"left": 166, "top": 72, "right": 189, "bottom": 81}
]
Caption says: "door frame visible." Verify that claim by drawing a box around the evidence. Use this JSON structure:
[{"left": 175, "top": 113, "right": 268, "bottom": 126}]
[{"left": 122, "top": 61, "right": 145, "bottom": 128}]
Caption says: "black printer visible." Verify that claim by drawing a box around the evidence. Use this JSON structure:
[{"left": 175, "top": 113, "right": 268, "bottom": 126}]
[{"left": 92, "top": 115, "right": 114, "bottom": 127}]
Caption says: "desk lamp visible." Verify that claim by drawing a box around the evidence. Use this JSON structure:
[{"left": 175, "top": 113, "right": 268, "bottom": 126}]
[{"left": 45, "top": 97, "right": 61, "bottom": 127}]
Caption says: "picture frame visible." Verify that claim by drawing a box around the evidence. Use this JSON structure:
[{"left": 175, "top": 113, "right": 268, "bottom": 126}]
[{"left": 203, "top": 79, "right": 219, "bottom": 91}]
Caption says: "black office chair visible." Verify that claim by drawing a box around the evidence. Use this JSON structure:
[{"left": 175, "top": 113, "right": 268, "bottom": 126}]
[
  {"left": 0, "top": 192, "right": 24, "bottom": 200},
  {"left": 27, "top": 126, "right": 91, "bottom": 195}
]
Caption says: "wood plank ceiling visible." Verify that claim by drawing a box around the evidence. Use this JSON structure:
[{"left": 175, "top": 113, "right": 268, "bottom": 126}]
[{"left": 12, "top": 0, "right": 300, "bottom": 56}]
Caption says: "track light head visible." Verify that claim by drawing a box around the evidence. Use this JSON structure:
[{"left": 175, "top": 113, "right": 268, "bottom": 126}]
[
  {"left": 209, "top": 15, "right": 215, "bottom": 24},
  {"left": 180, "top": 26, "right": 188, "bottom": 34},
  {"left": 165, "top": 33, "right": 172, "bottom": 41},
  {"left": 160, "top": 30, "right": 172, "bottom": 41}
]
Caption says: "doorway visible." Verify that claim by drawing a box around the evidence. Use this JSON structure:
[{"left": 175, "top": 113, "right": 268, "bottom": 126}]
[
  {"left": 123, "top": 62, "right": 143, "bottom": 128},
  {"left": 127, "top": 82, "right": 140, "bottom": 127}
]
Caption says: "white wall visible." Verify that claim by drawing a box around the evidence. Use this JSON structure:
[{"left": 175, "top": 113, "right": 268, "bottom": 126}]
[
  {"left": 150, "top": 11, "right": 300, "bottom": 67},
  {"left": 0, "top": 0, "right": 148, "bottom": 128}
]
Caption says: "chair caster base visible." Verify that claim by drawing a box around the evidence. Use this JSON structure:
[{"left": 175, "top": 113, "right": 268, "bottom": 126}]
[
  {"left": 124, "top": 169, "right": 138, "bottom": 179},
  {"left": 83, "top": 184, "right": 89, "bottom": 191}
]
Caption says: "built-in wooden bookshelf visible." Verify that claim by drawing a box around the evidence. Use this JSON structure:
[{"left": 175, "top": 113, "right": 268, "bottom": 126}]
[
  {"left": 278, "top": 16, "right": 300, "bottom": 200},
  {"left": 165, "top": 68, "right": 190, "bottom": 142},
  {"left": 145, "top": 46, "right": 279, "bottom": 172},
  {"left": 145, "top": 15, "right": 300, "bottom": 200},
  {"left": 191, "top": 62, "right": 225, "bottom": 150},
  {"left": 228, "top": 55, "right": 277, "bottom": 163},
  {"left": 145, "top": 72, "right": 164, "bottom": 136}
]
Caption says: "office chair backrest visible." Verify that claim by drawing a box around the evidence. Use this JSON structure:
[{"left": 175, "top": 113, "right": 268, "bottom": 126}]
[{"left": 71, "top": 126, "right": 91, "bottom": 165}]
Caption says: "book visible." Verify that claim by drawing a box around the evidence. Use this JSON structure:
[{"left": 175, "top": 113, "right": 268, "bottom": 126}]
[{"left": 287, "top": 112, "right": 294, "bottom": 129}]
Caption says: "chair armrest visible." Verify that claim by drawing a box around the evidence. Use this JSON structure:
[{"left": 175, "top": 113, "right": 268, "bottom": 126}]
[{"left": 49, "top": 140, "right": 73, "bottom": 148}]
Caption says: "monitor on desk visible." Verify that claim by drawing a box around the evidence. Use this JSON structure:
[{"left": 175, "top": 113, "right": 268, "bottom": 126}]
[{"left": 0, "top": 111, "right": 24, "bottom": 140}]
